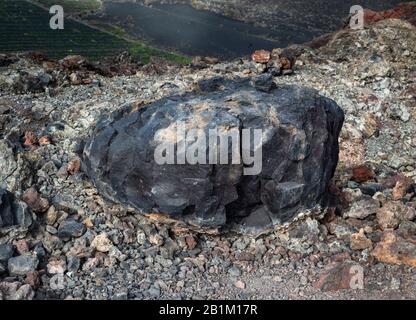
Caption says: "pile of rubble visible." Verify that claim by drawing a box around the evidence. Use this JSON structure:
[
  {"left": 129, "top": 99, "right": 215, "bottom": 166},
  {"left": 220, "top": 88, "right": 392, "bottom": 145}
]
[{"left": 0, "top": 51, "right": 143, "bottom": 94}]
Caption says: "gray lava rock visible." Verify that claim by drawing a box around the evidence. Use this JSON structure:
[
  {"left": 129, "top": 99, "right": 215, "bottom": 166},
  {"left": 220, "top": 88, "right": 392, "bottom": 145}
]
[
  {"left": 8, "top": 255, "right": 39, "bottom": 276},
  {"left": 0, "top": 262, "right": 6, "bottom": 275},
  {"left": 0, "top": 188, "right": 33, "bottom": 228},
  {"left": 251, "top": 74, "right": 275, "bottom": 92},
  {"left": 67, "top": 256, "right": 80, "bottom": 273},
  {"left": 12, "top": 70, "right": 52, "bottom": 94},
  {"left": 0, "top": 188, "right": 13, "bottom": 227},
  {"left": 0, "top": 140, "right": 33, "bottom": 192},
  {"left": 0, "top": 243, "right": 14, "bottom": 263},
  {"left": 57, "top": 220, "right": 86, "bottom": 240},
  {"left": 83, "top": 78, "right": 344, "bottom": 231}
]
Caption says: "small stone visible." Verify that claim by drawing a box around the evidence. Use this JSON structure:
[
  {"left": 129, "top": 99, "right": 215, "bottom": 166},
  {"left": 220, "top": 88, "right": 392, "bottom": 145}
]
[
  {"left": 25, "top": 271, "right": 40, "bottom": 289},
  {"left": 13, "top": 200, "right": 33, "bottom": 228},
  {"left": 47, "top": 258, "right": 67, "bottom": 274},
  {"left": 234, "top": 280, "right": 246, "bottom": 289},
  {"left": 228, "top": 266, "right": 241, "bottom": 277},
  {"left": 279, "top": 54, "right": 296, "bottom": 70},
  {"left": 0, "top": 263, "right": 6, "bottom": 275},
  {"left": 149, "top": 234, "right": 164, "bottom": 246},
  {"left": 136, "top": 230, "right": 147, "bottom": 245},
  {"left": 198, "top": 76, "right": 224, "bottom": 92},
  {"left": 46, "top": 206, "right": 57, "bottom": 225},
  {"left": 352, "top": 165, "right": 375, "bottom": 183},
  {"left": 359, "top": 183, "right": 383, "bottom": 196},
  {"left": 82, "top": 257, "right": 100, "bottom": 271},
  {"left": 390, "top": 277, "right": 401, "bottom": 291},
  {"left": 13, "top": 239, "right": 30, "bottom": 255},
  {"left": 372, "top": 231, "right": 416, "bottom": 267},
  {"left": 8, "top": 255, "right": 39, "bottom": 276},
  {"left": 392, "top": 175, "right": 414, "bottom": 200},
  {"left": 46, "top": 225, "right": 58, "bottom": 234},
  {"left": 69, "top": 72, "right": 80, "bottom": 85},
  {"left": 343, "top": 197, "right": 380, "bottom": 219},
  {"left": 250, "top": 74, "right": 275, "bottom": 92},
  {"left": 58, "top": 220, "right": 86, "bottom": 240},
  {"left": 56, "top": 166, "right": 68, "bottom": 180},
  {"left": 83, "top": 218, "right": 93, "bottom": 228},
  {"left": 397, "top": 220, "right": 416, "bottom": 239},
  {"left": 148, "top": 285, "right": 161, "bottom": 298},
  {"left": 376, "top": 201, "right": 416, "bottom": 230},
  {"left": 91, "top": 233, "right": 113, "bottom": 253},
  {"left": 1, "top": 189, "right": 33, "bottom": 228},
  {"left": 67, "top": 256, "right": 80, "bottom": 273},
  {"left": 108, "top": 246, "right": 126, "bottom": 261},
  {"left": 359, "top": 112, "right": 380, "bottom": 138},
  {"left": 350, "top": 229, "right": 372, "bottom": 250},
  {"left": 0, "top": 244, "right": 14, "bottom": 263},
  {"left": 113, "top": 290, "right": 129, "bottom": 300},
  {"left": 251, "top": 50, "right": 271, "bottom": 63},
  {"left": 9, "top": 284, "right": 35, "bottom": 300},
  {"left": 23, "top": 131, "right": 37, "bottom": 147},
  {"left": 38, "top": 136, "right": 52, "bottom": 145},
  {"left": 185, "top": 235, "right": 197, "bottom": 250},
  {"left": 67, "top": 159, "right": 81, "bottom": 175},
  {"left": 282, "top": 69, "right": 294, "bottom": 75},
  {"left": 22, "top": 187, "right": 50, "bottom": 213}
]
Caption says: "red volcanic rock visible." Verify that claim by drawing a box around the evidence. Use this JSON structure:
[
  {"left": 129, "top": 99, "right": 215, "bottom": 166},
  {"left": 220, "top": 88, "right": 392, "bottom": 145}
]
[
  {"left": 372, "top": 231, "right": 416, "bottom": 267},
  {"left": 365, "top": 3, "right": 416, "bottom": 26},
  {"left": 38, "top": 136, "right": 52, "bottom": 146},
  {"left": 392, "top": 175, "right": 414, "bottom": 200},
  {"left": 23, "top": 131, "right": 37, "bottom": 148},
  {"left": 22, "top": 187, "right": 50, "bottom": 213},
  {"left": 314, "top": 260, "right": 362, "bottom": 291},
  {"left": 251, "top": 50, "right": 271, "bottom": 63},
  {"left": 351, "top": 165, "right": 375, "bottom": 183},
  {"left": 67, "top": 159, "right": 81, "bottom": 175},
  {"left": 25, "top": 271, "right": 40, "bottom": 289}
]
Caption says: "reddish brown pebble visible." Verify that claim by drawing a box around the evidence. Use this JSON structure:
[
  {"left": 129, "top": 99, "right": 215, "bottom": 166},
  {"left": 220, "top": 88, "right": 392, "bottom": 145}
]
[
  {"left": 13, "top": 239, "right": 30, "bottom": 254},
  {"left": 22, "top": 186, "right": 50, "bottom": 213},
  {"left": 24, "top": 131, "right": 37, "bottom": 147},
  {"left": 351, "top": 165, "right": 375, "bottom": 183},
  {"left": 25, "top": 271, "right": 40, "bottom": 289},
  {"left": 38, "top": 136, "right": 52, "bottom": 145},
  {"left": 185, "top": 235, "right": 197, "bottom": 250},
  {"left": 251, "top": 50, "right": 271, "bottom": 63},
  {"left": 67, "top": 159, "right": 81, "bottom": 175}
]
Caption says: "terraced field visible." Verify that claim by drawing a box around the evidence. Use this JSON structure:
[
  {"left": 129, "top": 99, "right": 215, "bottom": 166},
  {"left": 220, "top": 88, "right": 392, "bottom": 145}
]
[
  {"left": 0, "top": 0, "right": 189, "bottom": 62},
  {"left": 35, "top": 0, "right": 102, "bottom": 14}
]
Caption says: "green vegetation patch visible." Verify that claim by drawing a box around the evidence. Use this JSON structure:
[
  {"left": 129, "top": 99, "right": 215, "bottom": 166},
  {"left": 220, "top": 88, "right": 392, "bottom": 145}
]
[
  {"left": 0, "top": 0, "right": 190, "bottom": 63},
  {"left": 35, "top": 0, "right": 102, "bottom": 14}
]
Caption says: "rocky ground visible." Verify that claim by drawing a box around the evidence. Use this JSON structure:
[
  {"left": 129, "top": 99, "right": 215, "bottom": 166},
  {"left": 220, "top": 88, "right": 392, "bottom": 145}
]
[{"left": 1, "top": 10, "right": 416, "bottom": 300}]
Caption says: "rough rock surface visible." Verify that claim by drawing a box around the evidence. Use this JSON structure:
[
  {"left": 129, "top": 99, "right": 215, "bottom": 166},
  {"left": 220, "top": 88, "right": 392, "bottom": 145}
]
[
  {"left": 0, "top": 188, "right": 33, "bottom": 229},
  {"left": 83, "top": 80, "right": 344, "bottom": 231},
  {"left": 372, "top": 231, "right": 416, "bottom": 267}
]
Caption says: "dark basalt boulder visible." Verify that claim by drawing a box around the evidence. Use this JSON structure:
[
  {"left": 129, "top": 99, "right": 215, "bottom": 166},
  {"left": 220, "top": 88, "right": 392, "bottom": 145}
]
[
  {"left": 82, "top": 78, "right": 344, "bottom": 232},
  {"left": 0, "top": 188, "right": 33, "bottom": 228}
]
